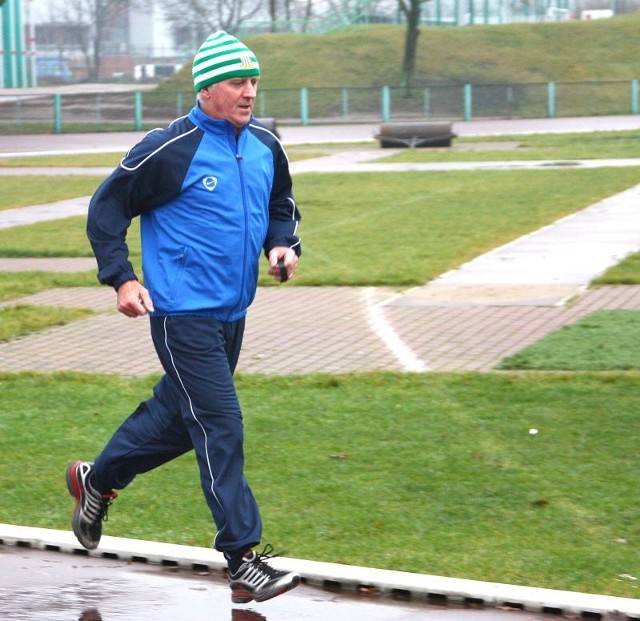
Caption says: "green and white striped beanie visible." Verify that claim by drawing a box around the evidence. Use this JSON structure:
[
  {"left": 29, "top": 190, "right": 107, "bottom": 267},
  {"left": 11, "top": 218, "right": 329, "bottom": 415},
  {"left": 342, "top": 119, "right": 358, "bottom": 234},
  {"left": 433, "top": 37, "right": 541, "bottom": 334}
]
[{"left": 192, "top": 31, "right": 260, "bottom": 92}]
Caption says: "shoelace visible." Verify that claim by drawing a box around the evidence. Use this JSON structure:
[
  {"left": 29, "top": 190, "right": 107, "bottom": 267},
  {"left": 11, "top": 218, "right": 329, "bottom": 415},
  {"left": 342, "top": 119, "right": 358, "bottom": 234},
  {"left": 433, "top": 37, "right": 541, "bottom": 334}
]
[
  {"left": 248, "top": 544, "right": 285, "bottom": 576},
  {"left": 84, "top": 488, "right": 117, "bottom": 523},
  {"left": 98, "top": 491, "right": 117, "bottom": 523}
]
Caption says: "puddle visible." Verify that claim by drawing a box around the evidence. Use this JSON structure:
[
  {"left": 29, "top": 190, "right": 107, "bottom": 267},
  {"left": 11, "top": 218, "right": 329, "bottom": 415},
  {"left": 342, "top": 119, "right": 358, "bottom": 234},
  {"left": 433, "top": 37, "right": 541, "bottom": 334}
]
[{"left": 0, "top": 546, "right": 557, "bottom": 621}]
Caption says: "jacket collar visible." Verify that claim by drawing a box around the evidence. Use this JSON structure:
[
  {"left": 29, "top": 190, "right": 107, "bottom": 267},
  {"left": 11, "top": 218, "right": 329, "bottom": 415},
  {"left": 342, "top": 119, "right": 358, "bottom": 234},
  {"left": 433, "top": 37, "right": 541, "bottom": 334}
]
[{"left": 189, "top": 102, "right": 248, "bottom": 137}]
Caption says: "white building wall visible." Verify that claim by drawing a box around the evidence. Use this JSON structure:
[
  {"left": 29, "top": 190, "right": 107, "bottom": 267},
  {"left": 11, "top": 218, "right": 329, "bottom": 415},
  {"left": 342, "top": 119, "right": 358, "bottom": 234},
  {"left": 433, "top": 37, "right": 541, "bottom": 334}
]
[
  {"left": 29, "top": 0, "right": 178, "bottom": 58},
  {"left": 129, "top": 4, "right": 177, "bottom": 57}
]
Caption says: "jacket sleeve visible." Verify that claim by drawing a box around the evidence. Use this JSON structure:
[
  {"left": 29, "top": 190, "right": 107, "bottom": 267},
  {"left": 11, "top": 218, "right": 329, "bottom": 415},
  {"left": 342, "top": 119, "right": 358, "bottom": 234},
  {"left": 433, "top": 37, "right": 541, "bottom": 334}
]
[
  {"left": 86, "top": 168, "right": 141, "bottom": 290},
  {"left": 86, "top": 129, "right": 197, "bottom": 289},
  {"left": 264, "top": 145, "right": 302, "bottom": 256}
]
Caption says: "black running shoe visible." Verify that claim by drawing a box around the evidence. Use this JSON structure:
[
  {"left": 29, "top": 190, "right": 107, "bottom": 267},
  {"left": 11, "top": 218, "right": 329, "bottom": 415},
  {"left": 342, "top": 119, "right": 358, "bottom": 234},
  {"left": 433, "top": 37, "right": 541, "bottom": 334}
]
[
  {"left": 66, "top": 461, "right": 117, "bottom": 550},
  {"left": 228, "top": 545, "right": 301, "bottom": 603}
]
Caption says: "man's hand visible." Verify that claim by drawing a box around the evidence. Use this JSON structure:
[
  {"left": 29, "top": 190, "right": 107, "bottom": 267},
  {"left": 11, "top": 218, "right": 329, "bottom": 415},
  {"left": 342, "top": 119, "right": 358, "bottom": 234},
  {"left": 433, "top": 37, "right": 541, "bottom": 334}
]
[
  {"left": 116, "top": 280, "right": 155, "bottom": 317},
  {"left": 268, "top": 247, "right": 298, "bottom": 283}
]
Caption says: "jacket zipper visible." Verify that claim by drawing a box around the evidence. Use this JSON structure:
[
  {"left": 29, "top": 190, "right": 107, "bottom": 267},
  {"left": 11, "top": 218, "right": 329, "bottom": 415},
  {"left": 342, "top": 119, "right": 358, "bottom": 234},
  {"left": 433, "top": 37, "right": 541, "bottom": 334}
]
[{"left": 231, "top": 129, "right": 249, "bottom": 319}]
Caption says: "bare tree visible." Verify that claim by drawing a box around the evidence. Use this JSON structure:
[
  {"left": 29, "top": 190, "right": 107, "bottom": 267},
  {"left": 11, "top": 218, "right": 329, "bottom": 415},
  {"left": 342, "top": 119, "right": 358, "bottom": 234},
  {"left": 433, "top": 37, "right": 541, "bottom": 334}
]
[
  {"left": 398, "top": 0, "right": 429, "bottom": 94},
  {"left": 148, "top": 0, "right": 263, "bottom": 47},
  {"left": 301, "top": 0, "right": 315, "bottom": 31},
  {"left": 283, "top": 0, "right": 294, "bottom": 21},
  {"left": 267, "top": 0, "right": 299, "bottom": 31},
  {"left": 279, "top": 0, "right": 321, "bottom": 33},
  {"left": 50, "top": 0, "right": 136, "bottom": 81},
  {"left": 269, "top": 0, "right": 278, "bottom": 31}
]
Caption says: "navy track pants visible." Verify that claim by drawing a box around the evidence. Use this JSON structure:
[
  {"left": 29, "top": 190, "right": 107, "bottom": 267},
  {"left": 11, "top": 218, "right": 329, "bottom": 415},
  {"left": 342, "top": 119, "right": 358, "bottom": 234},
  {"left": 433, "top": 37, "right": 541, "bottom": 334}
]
[{"left": 93, "top": 315, "right": 262, "bottom": 554}]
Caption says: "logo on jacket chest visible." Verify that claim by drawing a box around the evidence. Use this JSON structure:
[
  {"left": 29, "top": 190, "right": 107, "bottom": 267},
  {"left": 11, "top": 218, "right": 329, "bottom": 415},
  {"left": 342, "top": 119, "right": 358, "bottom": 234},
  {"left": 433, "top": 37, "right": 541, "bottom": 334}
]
[{"left": 202, "top": 176, "right": 218, "bottom": 192}]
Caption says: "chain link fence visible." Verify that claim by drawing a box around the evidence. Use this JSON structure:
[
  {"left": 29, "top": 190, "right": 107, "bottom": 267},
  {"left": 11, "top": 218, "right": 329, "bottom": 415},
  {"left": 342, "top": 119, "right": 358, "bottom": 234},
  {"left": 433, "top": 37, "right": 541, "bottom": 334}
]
[{"left": 0, "top": 80, "right": 638, "bottom": 133}]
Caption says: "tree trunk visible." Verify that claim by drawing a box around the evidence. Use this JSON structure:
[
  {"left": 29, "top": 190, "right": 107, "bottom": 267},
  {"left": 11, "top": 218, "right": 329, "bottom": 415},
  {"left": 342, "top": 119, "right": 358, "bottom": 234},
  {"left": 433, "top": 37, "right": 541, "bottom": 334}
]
[
  {"left": 302, "top": 0, "right": 313, "bottom": 32},
  {"left": 399, "top": 0, "right": 423, "bottom": 96},
  {"left": 402, "top": 20, "right": 420, "bottom": 95},
  {"left": 269, "top": 0, "right": 277, "bottom": 32},
  {"left": 92, "top": 1, "right": 105, "bottom": 81}
]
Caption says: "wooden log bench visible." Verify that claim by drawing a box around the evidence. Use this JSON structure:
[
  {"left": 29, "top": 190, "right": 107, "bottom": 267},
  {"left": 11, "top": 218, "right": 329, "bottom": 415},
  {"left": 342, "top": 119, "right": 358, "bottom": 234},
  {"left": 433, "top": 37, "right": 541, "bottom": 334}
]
[{"left": 375, "top": 122, "right": 456, "bottom": 148}]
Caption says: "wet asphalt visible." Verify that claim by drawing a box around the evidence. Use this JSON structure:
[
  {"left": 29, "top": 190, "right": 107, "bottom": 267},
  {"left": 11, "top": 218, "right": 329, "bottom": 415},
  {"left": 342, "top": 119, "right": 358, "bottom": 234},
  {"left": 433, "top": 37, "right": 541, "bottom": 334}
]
[{"left": 1, "top": 546, "right": 557, "bottom": 621}]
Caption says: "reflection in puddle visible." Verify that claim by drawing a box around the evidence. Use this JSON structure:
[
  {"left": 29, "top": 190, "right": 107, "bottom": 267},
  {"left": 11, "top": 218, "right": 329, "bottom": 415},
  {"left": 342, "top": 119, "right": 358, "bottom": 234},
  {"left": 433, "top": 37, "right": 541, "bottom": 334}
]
[
  {"left": 74, "top": 607, "right": 270, "bottom": 621},
  {"left": 0, "top": 546, "right": 557, "bottom": 621},
  {"left": 231, "top": 610, "right": 267, "bottom": 621}
]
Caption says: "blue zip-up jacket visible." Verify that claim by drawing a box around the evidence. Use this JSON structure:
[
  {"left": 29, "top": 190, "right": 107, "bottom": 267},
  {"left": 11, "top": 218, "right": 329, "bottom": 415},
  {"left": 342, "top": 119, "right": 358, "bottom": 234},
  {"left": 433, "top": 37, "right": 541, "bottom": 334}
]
[{"left": 87, "top": 104, "right": 301, "bottom": 321}]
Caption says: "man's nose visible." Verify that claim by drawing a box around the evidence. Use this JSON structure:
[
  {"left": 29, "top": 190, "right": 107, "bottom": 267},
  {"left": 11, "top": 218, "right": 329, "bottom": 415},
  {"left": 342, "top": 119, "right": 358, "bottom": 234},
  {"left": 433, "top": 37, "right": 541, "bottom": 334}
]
[{"left": 243, "top": 82, "right": 257, "bottom": 97}]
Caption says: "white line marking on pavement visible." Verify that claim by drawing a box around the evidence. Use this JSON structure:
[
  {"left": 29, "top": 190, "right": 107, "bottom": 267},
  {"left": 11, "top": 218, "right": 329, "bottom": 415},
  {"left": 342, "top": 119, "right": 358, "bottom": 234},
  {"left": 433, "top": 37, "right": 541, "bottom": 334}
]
[{"left": 362, "top": 288, "right": 428, "bottom": 372}]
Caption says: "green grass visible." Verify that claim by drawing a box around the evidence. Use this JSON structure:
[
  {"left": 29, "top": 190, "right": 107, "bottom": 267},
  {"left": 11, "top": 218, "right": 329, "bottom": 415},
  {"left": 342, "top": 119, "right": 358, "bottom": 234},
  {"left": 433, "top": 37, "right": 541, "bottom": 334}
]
[
  {"left": 0, "top": 371, "right": 638, "bottom": 598},
  {"left": 1, "top": 131, "right": 638, "bottom": 168},
  {"left": 2, "top": 168, "right": 639, "bottom": 288},
  {"left": 0, "top": 306, "right": 94, "bottom": 342},
  {"left": 0, "top": 272, "right": 97, "bottom": 302},
  {"left": 500, "top": 310, "right": 640, "bottom": 371},
  {"left": 0, "top": 177, "right": 104, "bottom": 211},
  {"left": 594, "top": 251, "right": 640, "bottom": 285},
  {"left": 1, "top": 131, "right": 640, "bottom": 599},
  {"left": 294, "top": 167, "right": 640, "bottom": 285},
  {"left": 379, "top": 131, "right": 640, "bottom": 162},
  {"left": 146, "top": 14, "right": 640, "bottom": 118},
  {"left": 0, "top": 216, "right": 99, "bottom": 258},
  {"left": 4, "top": 15, "right": 640, "bottom": 135},
  {"left": 158, "top": 14, "right": 640, "bottom": 94},
  {"left": 0, "top": 151, "right": 323, "bottom": 168},
  {"left": 0, "top": 154, "right": 121, "bottom": 168}
]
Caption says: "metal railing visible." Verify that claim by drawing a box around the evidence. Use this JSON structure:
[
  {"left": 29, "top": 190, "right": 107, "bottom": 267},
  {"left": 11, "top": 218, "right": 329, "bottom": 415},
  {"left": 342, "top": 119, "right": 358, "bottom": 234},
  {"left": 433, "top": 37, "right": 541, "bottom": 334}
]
[{"left": 0, "top": 80, "right": 638, "bottom": 134}]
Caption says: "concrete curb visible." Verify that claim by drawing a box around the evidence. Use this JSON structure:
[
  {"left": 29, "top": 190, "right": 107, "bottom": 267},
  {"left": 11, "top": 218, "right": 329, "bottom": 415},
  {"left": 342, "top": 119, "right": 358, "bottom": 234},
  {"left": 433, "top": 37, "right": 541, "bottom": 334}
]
[{"left": 1, "top": 523, "right": 638, "bottom": 619}]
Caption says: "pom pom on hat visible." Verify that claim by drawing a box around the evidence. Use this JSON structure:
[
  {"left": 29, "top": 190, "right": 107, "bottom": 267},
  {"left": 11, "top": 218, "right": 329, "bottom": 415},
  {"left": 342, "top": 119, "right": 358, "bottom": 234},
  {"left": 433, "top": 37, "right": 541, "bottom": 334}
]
[{"left": 192, "top": 30, "right": 260, "bottom": 92}]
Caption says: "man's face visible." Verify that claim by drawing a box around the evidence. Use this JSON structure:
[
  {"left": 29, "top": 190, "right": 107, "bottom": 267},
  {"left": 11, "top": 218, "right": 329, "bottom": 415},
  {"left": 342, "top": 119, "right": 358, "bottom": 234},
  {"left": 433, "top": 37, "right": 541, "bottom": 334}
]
[{"left": 199, "top": 77, "right": 259, "bottom": 129}]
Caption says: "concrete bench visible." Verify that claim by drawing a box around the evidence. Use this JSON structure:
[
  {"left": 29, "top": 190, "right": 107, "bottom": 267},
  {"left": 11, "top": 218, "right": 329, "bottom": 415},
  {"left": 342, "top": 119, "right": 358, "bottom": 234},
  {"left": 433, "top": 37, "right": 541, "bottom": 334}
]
[{"left": 375, "top": 122, "right": 456, "bottom": 148}]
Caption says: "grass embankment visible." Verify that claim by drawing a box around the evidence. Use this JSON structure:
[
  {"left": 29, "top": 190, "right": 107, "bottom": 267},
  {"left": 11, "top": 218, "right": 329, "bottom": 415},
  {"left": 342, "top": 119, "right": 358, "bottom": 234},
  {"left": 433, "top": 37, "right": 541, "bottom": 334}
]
[
  {"left": 158, "top": 13, "right": 640, "bottom": 92},
  {"left": 150, "top": 14, "right": 640, "bottom": 119}
]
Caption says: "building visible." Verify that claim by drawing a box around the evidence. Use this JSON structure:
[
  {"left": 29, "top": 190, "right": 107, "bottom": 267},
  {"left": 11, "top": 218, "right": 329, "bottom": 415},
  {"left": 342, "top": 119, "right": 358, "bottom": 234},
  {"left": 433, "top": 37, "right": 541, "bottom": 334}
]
[{"left": 1, "top": 0, "right": 186, "bottom": 87}]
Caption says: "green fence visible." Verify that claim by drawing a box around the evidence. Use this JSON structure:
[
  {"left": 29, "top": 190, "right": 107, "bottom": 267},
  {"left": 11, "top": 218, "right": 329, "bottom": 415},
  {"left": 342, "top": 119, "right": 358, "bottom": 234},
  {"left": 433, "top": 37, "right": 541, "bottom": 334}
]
[{"left": 0, "top": 80, "right": 638, "bottom": 134}]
